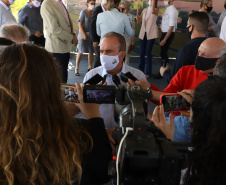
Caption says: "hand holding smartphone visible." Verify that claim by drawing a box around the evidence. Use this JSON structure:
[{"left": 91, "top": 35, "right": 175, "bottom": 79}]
[{"left": 160, "top": 93, "right": 190, "bottom": 112}]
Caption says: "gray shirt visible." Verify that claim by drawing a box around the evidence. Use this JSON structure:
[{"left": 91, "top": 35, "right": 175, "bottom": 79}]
[
  {"left": 18, "top": 3, "right": 43, "bottom": 35},
  {"left": 78, "top": 9, "right": 91, "bottom": 39},
  {"left": 96, "top": 8, "right": 133, "bottom": 41},
  {"left": 0, "top": 0, "right": 16, "bottom": 27}
]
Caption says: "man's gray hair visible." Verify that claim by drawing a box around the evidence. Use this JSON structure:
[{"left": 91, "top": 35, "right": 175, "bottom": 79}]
[
  {"left": 220, "top": 47, "right": 226, "bottom": 57},
  {"left": 0, "top": 23, "right": 29, "bottom": 43},
  {"left": 102, "top": 32, "right": 126, "bottom": 51},
  {"left": 214, "top": 53, "right": 226, "bottom": 78},
  {"left": 120, "top": 0, "right": 131, "bottom": 10},
  {"left": 101, "top": 0, "right": 107, "bottom": 5}
]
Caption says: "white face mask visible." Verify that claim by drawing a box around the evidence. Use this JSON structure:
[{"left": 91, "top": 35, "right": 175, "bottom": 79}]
[
  {"left": 33, "top": 0, "right": 41, "bottom": 8},
  {"left": 164, "top": 0, "right": 169, "bottom": 6},
  {"left": 89, "top": 5, "right": 95, "bottom": 10},
  {"left": 148, "top": 0, "right": 152, "bottom": 6},
  {"left": 8, "top": 0, "right": 15, "bottom": 5},
  {"left": 100, "top": 52, "right": 121, "bottom": 71}
]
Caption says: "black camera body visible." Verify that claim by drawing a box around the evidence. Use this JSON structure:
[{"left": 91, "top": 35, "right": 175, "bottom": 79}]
[{"left": 83, "top": 84, "right": 190, "bottom": 185}]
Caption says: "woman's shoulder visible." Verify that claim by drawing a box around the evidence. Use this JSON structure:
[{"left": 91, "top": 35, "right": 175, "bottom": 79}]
[{"left": 80, "top": 9, "right": 88, "bottom": 15}]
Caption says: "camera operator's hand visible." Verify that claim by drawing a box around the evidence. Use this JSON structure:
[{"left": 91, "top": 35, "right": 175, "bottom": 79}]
[
  {"left": 178, "top": 89, "right": 194, "bottom": 104},
  {"left": 127, "top": 79, "right": 150, "bottom": 89},
  {"left": 106, "top": 127, "right": 117, "bottom": 155},
  {"left": 178, "top": 89, "right": 194, "bottom": 118},
  {"left": 152, "top": 104, "right": 174, "bottom": 141},
  {"left": 75, "top": 83, "right": 101, "bottom": 119}
]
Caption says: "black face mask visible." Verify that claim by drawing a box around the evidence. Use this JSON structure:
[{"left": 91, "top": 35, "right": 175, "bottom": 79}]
[
  {"left": 195, "top": 55, "right": 219, "bottom": 70},
  {"left": 224, "top": 4, "right": 226, "bottom": 10},
  {"left": 205, "top": 5, "right": 213, "bottom": 13},
  {"left": 186, "top": 25, "right": 192, "bottom": 39}
]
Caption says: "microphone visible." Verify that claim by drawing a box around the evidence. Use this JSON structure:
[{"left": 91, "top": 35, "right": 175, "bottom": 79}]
[{"left": 112, "top": 75, "right": 121, "bottom": 87}]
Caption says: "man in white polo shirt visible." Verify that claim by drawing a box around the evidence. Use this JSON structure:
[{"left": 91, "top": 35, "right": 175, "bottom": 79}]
[
  {"left": 83, "top": 32, "right": 146, "bottom": 151},
  {"left": 0, "top": 0, "right": 16, "bottom": 27},
  {"left": 153, "top": 0, "right": 178, "bottom": 79}
]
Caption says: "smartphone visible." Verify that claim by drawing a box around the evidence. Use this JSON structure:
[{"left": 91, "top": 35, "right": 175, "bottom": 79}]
[
  {"left": 160, "top": 93, "right": 190, "bottom": 112},
  {"left": 61, "top": 84, "right": 80, "bottom": 103},
  {"left": 125, "top": 72, "right": 138, "bottom": 82},
  {"left": 84, "top": 73, "right": 103, "bottom": 85},
  {"left": 83, "top": 85, "right": 116, "bottom": 104},
  {"left": 120, "top": 72, "right": 138, "bottom": 83}
]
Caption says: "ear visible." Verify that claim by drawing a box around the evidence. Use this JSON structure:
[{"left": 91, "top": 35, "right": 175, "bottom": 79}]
[
  {"left": 119, "top": 51, "right": 126, "bottom": 61},
  {"left": 190, "top": 24, "right": 194, "bottom": 32}
]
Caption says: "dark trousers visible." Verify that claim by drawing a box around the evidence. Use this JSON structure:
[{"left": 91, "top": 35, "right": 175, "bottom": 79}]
[
  {"left": 29, "top": 34, "right": 45, "bottom": 47},
  {"left": 138, "top": 33, "right": 155, "bottom": 75},
  {"left": 52, "top": 52, "right": 70, "bottom": 83},
  {"left": 160, "top": 32, "right": 175, "bottom": 64},
  {"left": 93, "top": 46, "right": 101, "bottom": 68}
]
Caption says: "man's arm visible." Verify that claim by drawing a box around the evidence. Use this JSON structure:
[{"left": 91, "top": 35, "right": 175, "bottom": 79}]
[
  {"left": 96, "top": 13, "right": 102, "bottom": 37},
  {"left": 159, "top": 26, "right": 174, "bottom": 46},
  {"left": 161, "top": 48, "right": 185, "bottom": 83},
  {"left": 40, "top": 3, "right": 73, "bottom": 44},
  {"left": 90, "top": 6, "right": 101, "bottom": 44},
  {"left": 124, "top": 15, "right": 133, "bottom": 37}
]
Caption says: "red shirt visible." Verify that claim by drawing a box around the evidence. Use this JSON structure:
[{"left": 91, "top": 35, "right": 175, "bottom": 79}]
[{"left": 152, "top": 65, "right": 208, "bottom": 93}]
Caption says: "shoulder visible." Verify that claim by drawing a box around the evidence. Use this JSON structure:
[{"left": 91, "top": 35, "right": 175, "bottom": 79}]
[
  {"left": 179, "top": 65, "right": 195, "bottom": 73},
  {"left": 95, "top": 5, "right": 102, "bottom": 11},
  {"left": 80, "top": 9, "right": 86, "bottom": 15},
  {"left": 0, "top": 4, "right": 4, "bottom": 10},
  {"left": 41, "top": 0, "right": 52, "bottom": 8},
  {"left": 19, "top": 4, "right": 28, "bottom": 11},
  {"left": 184, "top": 37, "right": 206, "bottom": 51},
  {"left": 84, "top": 66, "right": 104, "bottom": 81},
  {"left": 97, "top": 11, "right": 104, "bottom": 18}
]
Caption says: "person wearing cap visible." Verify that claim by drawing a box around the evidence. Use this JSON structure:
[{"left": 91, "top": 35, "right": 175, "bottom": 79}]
[
  {"left": 18, "top": 0, "right": 45, "bottom": 47},
  {"left": 0, "top": 0, "right": 16, "bottom": 27}
]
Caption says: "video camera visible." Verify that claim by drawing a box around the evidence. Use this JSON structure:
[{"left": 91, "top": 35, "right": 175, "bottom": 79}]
[{"left": 83, "top": 84, "right": 192, "bottom": 185}]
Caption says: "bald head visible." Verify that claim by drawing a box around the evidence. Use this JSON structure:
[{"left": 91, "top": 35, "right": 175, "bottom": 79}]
[
  {"left": 198, "top": 38, "right": 226, "bottom": 58},
  {"left": 196, "top": 38, "right": 226, "bottom": 73}
]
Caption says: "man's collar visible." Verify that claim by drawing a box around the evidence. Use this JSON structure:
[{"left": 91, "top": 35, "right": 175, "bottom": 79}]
[
  {"left": 27, "top": 3, "right": 33, "bottom": 8},
  {"left": 110, "top": 8, "right": 119, "bottom": 12},
  {"left": 0, "top": 1, "right": 10, "bottom": 10},
  {"left": 101, "top": 4, "right": 106, "bottom": 12}
]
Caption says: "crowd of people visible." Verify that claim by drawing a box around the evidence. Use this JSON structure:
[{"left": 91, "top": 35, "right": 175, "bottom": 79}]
[{"left": 1, "top": 0, "right": 226, "bottom": 185}]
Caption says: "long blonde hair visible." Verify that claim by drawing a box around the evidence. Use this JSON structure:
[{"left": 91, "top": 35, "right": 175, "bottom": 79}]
[{"left": 0, "top": 44, "right": 91, "bottom": 185}]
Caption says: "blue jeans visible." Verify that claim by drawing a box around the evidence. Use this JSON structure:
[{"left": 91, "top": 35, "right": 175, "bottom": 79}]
[{"left": 138, "top": 33, "right": 155, "bottom": 76}]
